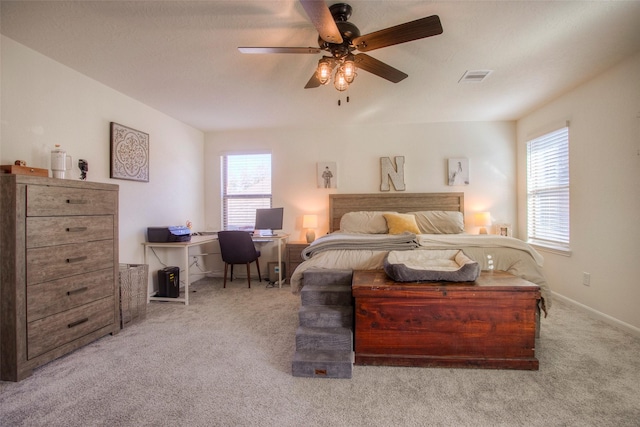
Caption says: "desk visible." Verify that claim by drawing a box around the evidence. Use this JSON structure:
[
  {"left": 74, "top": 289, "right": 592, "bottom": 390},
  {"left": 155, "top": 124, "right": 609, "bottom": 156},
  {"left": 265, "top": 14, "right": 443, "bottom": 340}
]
[
  {"left": 143, "top": 233, "right": 289, "bottom": 305},
  {"left": 250, "top": 233, "right": 289, "bottom": 288},
  {"left": 143, "top": 235, "right": 217, "bottom": 305}
]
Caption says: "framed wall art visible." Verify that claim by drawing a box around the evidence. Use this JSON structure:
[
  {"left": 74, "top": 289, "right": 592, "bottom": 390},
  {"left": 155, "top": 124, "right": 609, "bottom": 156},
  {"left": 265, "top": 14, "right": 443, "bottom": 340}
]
[
  {"left": 110, "top": 122, "right": 149, "bottom": 182},
  {"left": 317, "top": 162, "right": 337, "bottom": 189},
  {"left": 447, "top": 158, "right": 469, "bottom": 186}
]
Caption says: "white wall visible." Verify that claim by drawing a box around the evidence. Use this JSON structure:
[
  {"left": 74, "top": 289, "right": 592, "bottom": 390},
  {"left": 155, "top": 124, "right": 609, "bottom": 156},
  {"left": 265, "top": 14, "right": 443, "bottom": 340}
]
[
  {"left": 204, "top": 121, "right": 518, "bottom": 241},
  {"left": 1, "top": 36, "right": 205, "bottom": 264},
  {"left": 517, "top": 52, "right": 640, "bottom": 333}
]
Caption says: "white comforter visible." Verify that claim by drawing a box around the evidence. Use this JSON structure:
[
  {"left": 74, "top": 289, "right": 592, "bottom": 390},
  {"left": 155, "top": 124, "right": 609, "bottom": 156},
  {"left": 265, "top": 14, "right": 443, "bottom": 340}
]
[{"left": 290, "top": 233, "right": 551, "bottom": 312}]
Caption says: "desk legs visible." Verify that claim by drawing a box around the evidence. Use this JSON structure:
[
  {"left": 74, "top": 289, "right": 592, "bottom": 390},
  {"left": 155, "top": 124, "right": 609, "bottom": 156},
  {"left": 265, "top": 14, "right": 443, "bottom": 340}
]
[
  {"left": 145, "top": 245, "right": 190, "bottom": 305},
  {"left": 183, "top": 247, "right": 190, "bottom": 305},
  {"left": 145, "top": 245, "right": 150, "bottom": 304},
  {"left": 277, "top": 238, "right": 283, "bottom": 288}
]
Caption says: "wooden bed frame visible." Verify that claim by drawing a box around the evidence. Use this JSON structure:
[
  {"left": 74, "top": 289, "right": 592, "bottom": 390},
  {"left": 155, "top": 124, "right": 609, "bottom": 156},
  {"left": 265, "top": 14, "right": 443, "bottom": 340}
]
[
  {"left": 329, "top": 192, "right": 464, "bottom": 233},
  {"left": 327, "top": 192, "right": 540, "bottom": 370}
]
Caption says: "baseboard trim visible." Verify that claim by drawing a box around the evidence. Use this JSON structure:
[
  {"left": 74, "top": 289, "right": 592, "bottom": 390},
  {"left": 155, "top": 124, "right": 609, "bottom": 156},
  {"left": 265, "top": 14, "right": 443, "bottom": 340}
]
[{"left": 552, "top": 291, "right": 640, "bottom": 338}]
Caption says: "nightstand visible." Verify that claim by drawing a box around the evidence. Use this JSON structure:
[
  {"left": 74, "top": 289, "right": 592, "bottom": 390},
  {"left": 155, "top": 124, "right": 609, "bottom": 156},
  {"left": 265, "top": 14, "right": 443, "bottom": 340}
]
[{"left": 285, "top": 241, "right": 310, "bottom": 284}]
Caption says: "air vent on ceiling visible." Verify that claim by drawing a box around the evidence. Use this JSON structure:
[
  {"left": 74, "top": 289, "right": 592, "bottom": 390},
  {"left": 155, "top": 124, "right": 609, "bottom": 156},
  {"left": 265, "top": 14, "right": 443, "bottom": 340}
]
[{"left": 459, "top": 70, "right": 492, "bottom": 83}]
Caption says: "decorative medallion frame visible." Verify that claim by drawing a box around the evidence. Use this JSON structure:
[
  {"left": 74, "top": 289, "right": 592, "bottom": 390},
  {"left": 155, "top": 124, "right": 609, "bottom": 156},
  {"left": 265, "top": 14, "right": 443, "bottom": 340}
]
[{"left": 110, "top": 122, "right": 149, "bottom": 182}]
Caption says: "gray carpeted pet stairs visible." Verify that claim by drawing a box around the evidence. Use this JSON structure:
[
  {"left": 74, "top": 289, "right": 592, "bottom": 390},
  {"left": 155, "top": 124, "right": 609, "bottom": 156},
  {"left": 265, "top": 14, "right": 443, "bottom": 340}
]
[{"left": 292, "top": 269, "right": 355, "bottom": 379}]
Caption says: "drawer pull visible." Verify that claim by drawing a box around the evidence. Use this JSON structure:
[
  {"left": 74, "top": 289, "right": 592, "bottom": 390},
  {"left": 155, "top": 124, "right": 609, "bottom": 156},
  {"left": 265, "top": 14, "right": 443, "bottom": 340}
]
[
  {"left": 68, "top": 318, "right": 89, "bottom": 328},
  {"left": 66, "top": 227, "right": 88, "bottom": 233},
  {"left": 66, "top": 199, "right": 88, "bottom": 204},
  {"left": 67, "top": 286, "right": 88, "bottom": 296},
  {"left": 66, "top": 256, "right": 87, "bottom": 263}
]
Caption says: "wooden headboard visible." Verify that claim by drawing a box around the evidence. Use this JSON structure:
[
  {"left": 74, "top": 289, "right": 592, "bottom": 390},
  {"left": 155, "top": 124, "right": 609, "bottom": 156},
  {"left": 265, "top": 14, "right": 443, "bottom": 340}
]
[{"left": 329, "top": 192, "right": 464, "bottom": 233}]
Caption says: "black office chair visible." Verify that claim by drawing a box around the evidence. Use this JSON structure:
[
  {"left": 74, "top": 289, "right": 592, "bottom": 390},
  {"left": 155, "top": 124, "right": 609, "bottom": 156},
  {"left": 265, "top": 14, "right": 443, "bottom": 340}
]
[{"left": 217, "top": 231, "right": 261, "bottom": 288}]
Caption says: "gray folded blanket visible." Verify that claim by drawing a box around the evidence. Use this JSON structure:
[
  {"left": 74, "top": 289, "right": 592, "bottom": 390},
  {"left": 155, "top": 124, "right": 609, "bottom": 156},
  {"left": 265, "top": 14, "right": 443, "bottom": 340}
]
[{"left": 302, "top": 232, "right": 419, "bottom": 260}]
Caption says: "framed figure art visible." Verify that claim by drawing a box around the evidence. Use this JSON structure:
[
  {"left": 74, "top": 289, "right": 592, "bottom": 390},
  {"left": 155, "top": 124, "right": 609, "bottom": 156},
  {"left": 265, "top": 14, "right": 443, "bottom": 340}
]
[
  {"left": 448, "top": 158, "right": 469, "bottom": 186},
  {"left": 110, "top": 122, "right": 149, "bottom": 182},
  {"left": 317, "top": 162, "right": 337, "bottom": 189}
]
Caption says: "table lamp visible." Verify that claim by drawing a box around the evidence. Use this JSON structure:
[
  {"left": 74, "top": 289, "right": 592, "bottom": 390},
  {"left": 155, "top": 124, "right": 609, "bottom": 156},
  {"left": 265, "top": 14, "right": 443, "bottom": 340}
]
[
  {"left": 302, "top": 214, "right": 318, "bottom": 243},
  {"left": 474, "top": 212, "right": 492, "bottom": 234}
]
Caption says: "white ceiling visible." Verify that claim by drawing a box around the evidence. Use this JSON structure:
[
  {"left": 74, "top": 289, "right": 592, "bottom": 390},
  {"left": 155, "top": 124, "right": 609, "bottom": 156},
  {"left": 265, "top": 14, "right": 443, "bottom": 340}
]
[{"left": 2, "top": 1, "right": 640, "bottom": 132}]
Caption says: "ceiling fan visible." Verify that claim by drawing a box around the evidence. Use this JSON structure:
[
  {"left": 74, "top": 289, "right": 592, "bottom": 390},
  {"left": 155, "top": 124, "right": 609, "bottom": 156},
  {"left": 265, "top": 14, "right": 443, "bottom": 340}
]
[{"left": 238, "top": 1, "right": 443, "bottom": 92}]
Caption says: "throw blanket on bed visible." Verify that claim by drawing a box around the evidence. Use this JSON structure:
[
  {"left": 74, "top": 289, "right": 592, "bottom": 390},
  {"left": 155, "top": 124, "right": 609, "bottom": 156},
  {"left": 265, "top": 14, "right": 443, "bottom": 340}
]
[
  {"left": 302, "top": 232, "right": 419, "bottom": 260},
  {"left": 416, "top": 234, "right": 544, "bottom": 266}
]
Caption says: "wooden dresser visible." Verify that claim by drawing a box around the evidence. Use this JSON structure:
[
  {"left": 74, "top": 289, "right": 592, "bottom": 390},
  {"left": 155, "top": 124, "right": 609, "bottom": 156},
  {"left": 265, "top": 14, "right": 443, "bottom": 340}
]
[
  {"left": 1, "top": 175, "right": 119, "bottom": 381},
  {"left": 285, "top": 241, "right": 309, "bottom": 284}
]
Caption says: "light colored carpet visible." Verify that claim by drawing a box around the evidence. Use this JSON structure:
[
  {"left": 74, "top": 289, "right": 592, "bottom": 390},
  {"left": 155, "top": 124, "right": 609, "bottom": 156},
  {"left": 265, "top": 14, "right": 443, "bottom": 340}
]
[{"left": 1, "top": 277, "right": 639, "bottom": 427}]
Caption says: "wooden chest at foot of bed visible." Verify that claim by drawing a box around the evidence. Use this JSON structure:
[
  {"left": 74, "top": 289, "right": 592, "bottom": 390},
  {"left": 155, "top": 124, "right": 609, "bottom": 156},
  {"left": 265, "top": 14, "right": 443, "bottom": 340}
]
[{"left": 352, "top": 270, "right": 541, "bottom": 370}]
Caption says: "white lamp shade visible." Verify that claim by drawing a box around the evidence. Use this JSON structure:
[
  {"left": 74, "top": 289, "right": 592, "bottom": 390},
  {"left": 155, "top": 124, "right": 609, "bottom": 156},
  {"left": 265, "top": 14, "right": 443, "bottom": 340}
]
[
  {"left": 302, "top": 214, "right": 318, "bottom": 229},
  {"left": 474, "top": 212, "right": 492, "bottom": 226},
  {"left": 474, "top": 212, "right": 492, "bottom": 234}
]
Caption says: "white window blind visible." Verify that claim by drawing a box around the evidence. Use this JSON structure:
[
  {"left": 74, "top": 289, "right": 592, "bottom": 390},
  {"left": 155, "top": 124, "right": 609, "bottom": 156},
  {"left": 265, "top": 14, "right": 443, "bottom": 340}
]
[
  {"left": 526, "top": 126, "right": 570, "bottom": 251},
  {"left": 222, "top": 153, "right": 272, "bottom": 230}
]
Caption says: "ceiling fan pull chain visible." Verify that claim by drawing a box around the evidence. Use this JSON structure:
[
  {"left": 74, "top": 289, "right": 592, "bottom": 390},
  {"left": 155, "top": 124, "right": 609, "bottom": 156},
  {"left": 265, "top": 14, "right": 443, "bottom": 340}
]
[{"left": 337, "top": 93, "right": 351, "bottom": 106}]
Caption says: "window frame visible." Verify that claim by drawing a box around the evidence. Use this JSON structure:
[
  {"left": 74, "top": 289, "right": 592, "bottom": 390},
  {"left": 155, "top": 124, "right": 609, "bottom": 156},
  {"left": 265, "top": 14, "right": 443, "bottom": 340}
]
[
  {"left": 221, "top": 152, "right": 272, "bottom": 231},
  {"left": 526, "top": 125, "right": 571, "bottom": 254}
]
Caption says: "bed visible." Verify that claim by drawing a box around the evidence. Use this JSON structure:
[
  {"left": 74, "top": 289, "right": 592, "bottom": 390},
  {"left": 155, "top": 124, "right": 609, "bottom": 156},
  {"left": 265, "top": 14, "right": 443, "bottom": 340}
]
[
  {"left": 290, "top": 192, "right": 550, "bottom": 315},
  {"left": 290, "top": 192, "right": 548, "bottom": 370}
]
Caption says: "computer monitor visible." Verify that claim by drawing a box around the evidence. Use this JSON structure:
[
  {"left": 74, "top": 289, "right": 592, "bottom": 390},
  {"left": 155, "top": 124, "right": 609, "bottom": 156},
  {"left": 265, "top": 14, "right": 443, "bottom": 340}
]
[{"left": 254, "top": 207, "right": 283, "bottom": 235}]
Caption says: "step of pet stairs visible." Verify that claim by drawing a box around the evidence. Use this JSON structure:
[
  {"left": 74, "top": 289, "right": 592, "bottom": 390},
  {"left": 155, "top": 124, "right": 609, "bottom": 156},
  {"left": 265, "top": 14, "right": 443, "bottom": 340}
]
[
  {"left": 302, "top": 269, "right": 353, "bottom": 287},
  {"left": 299, "top": 305, "right": 353, "bottom": 328},
  {"left": 301, "top": 283, "right": 352, "bottom": 307},
  {"left": 295, "top": 326, "right": 353, "bottom": 351},
  {"left": 292, "top": 350, "right": 354, "bottom": 379}
]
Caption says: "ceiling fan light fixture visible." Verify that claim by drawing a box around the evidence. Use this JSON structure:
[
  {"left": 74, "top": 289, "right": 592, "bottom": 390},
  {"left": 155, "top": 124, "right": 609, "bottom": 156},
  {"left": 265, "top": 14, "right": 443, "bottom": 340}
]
[
  {"left": 334, "top": 70, "right": 349, "bottom": 91},
  {"left": 341, "top": 56, "right": 357, "bottom": 83},
  {"left": 316, "top": 58, "right": 333, "bottom": 85}
]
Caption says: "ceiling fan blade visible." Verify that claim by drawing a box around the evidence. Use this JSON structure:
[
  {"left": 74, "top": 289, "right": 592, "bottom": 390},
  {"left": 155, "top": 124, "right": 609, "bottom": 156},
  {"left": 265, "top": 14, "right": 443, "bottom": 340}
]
[
  {"left": 354, "top": 53, "right": 408, "bottom": 83},
  {"left": 238, "top": 47, "right": 322, "bottom": 54},
  {"left": 352, "top": 15, "right": 443, "bottom": 52},
  {"left": 304, "top": 73, "right": 322, "bottom": 89},
  {"left": 299, "top": 0, "right": 343, "bottom": 44}
]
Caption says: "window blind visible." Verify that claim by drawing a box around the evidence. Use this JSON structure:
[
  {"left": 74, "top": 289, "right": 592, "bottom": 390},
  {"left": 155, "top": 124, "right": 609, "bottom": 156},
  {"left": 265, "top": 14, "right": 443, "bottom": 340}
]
[
  {"left": 222, "top": 153, "right": 272, "bottom": 230},
  {"left": 526, "top": 126, "right": 570, "bottom": 251}
]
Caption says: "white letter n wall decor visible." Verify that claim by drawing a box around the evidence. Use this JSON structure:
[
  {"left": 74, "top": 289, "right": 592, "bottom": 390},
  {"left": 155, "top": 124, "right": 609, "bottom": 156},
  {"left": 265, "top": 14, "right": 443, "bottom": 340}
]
[{"left": 380, "top": 156, "right": 406, "bottom": 191}]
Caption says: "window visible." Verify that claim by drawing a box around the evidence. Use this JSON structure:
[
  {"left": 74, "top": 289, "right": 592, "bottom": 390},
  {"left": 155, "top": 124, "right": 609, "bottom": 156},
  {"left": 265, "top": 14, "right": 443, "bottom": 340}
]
[
  {"left": 222, "top": 153, "right": 272, "bottom": 230},
  {"left": 526, "top": 126, "right": 570, "bottom": 252}
]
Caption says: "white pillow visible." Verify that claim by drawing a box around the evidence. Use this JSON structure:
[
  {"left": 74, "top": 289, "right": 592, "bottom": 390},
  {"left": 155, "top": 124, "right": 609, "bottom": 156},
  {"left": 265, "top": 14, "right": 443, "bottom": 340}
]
[
  {"left": 339, "top": 211, "right": 396, "bottom": 234},
  {"left": 409, "top": 211, "right": 465, "bottom": 234}
]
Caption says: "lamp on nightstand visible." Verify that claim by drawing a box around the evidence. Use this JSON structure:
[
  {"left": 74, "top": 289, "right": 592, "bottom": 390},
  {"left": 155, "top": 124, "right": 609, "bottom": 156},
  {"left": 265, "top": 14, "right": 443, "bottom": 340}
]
[
  {"left": 474, "top": 212, "right": 492, "bottom": 234},
  {"left": 302, "top": 214, "right": 318, "bottom": 243}
]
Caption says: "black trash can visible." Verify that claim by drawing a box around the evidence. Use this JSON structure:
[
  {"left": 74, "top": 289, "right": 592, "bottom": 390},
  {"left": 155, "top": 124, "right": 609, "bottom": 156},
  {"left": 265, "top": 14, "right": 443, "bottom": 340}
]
[{"left": 157, "top": 266, "right": 180, "bottom": 298}]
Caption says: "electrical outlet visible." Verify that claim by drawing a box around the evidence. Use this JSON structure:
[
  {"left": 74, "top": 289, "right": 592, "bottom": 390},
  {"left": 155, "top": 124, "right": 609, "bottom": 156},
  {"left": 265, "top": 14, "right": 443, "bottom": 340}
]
[{"left": 583, "top": 272, "right": 591, "bottom": 286}]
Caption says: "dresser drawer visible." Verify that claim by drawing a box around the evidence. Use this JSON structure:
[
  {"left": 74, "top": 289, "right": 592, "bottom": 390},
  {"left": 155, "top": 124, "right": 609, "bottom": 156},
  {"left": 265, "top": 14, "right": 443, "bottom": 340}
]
[
  {"left": 27, "top": 216, "right": 114, "bottom": 248},
  {"left": 287, "top": 249, "right": 305, "bottom": 263},
  {"left": 27, "top": 185, "right": 117, "bottom": 217},
  {"left": 288, "top": 261, "right": 303, "bottom": 275},
  {"left": 27, "top": 296, "right": 115, "bottom": 360},
  {"left": 27, "top": 240, "right": 114, "bottom": 285},
  {"left": 286, "top": 243, "right": 309, "bottom": 262},
  {"left": 27, "top": 268, "right": 114, "bottom": 322},
  {"left": 285, "top": 242, "right": 309, "bottom": 283}
]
